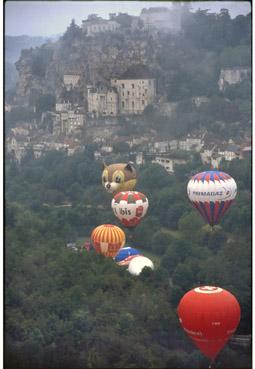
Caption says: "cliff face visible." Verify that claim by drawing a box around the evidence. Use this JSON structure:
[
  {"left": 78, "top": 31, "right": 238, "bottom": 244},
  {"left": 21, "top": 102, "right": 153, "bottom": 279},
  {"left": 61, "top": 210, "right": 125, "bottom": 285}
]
[{"left": 14, "top": 28, "right": 162, "bottom": 106}]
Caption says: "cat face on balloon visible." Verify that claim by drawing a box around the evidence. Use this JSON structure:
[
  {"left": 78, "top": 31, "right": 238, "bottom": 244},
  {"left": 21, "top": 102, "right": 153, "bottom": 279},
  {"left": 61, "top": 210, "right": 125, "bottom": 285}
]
[{"left": 102, "top": 162, "right": 137, "bottom": 195}]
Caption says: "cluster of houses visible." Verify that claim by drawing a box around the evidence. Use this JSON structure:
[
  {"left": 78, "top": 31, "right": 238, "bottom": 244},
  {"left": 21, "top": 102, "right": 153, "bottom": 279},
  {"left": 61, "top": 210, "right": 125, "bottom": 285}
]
[
  {"left": 93, "top": 131, "right": 251, "bottom": 173},
  {"left": 6, "top": 72, "right": 251, "bottom": 170},
  {"left": 6, "top": 122, "right": 85, "bottom": 164},
  {"left": 6, "top": 105, "right": 251, "bottom": 171}
]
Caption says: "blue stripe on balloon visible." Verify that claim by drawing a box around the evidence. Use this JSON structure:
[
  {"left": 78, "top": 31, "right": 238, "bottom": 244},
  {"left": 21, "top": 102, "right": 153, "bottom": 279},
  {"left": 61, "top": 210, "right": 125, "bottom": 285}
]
[
  {"left": 216, "top": 201, "right": 225, "bottom": 223},
  {"left": 210, "top": 201, "right": 215, "bottom": 224},
  {"left": 201, "top": 173, "right": 207, "bottom": 182},
  {"left": 199, "top": 201, "right": 211, "bottom": 224},
  {"left": 210, "top": 173, "right": 215, "bottom": 182}
]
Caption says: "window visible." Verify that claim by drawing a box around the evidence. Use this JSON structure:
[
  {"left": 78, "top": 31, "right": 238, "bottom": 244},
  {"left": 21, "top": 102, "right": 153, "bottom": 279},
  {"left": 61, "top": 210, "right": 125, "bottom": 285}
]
[
  {"left": 111, "top": 112, "right": 113, "bottom": 114},
  {"left": 122, "top": 83, "right": 125, "bottom": 88},
  {"left": 122, "top": 101, "right": 125, "bottom": 108},
  {"left": 132, "top": 84, "right": 134, "bottom": 88},
  {"left": 145, "top": 89, "right": 147, "bottom": 93},
  {"left": 122, "top": 92, "right": 124, "bottom": 96},
  {"left": 142, "top": 100, "right": 145, "bottom": 105},
  {"left": 132, "top": 101, "right": 134, "bottom": 108},
  {"left": 127, "top": 91, "right": 130, "bottom": 95}
]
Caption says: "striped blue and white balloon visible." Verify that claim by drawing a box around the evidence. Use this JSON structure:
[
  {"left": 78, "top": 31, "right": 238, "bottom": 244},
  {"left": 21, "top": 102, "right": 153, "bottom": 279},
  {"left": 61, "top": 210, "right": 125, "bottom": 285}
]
[{"left": 187, "top": 170, "right": 237, "bottom": 226}]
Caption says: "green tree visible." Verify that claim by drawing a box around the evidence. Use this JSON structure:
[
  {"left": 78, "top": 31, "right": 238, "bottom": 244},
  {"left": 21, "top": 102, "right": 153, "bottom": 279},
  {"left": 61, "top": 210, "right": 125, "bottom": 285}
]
[{"left": 178, "top": 211, "right": 204, "bottom": 241}]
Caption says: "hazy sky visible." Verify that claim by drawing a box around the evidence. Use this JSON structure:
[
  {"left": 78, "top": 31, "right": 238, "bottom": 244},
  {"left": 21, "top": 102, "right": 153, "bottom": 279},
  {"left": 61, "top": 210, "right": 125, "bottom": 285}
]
[{"left": 5, "top": 1, "right": 251, "bottom": 37}]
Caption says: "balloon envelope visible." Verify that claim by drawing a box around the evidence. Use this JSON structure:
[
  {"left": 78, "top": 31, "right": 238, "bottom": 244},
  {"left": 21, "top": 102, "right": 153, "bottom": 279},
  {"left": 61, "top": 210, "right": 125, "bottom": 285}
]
[
  {"left": 177, "top": 286, "right": 241, "bottom": 360},
  {"left": 114, "top": 246, "right": 142, "bottom": 262},
  {"left": 102, "top": 162, "right": 137, "bottom": 195},
  {"left": 91, "top": 224, "right": 125, "bottom": 257},
  {"left": 187, "top": 170, "right": 237, "bottom": 226},
  {"left": 128, "top": 256, "right": 154, "bottom": 276},
  {"left": 112, "top": 191, "right": 149, "bottom": 228},
  {"left": 116, "top": 255, "right": 140, "bottom": 266}
]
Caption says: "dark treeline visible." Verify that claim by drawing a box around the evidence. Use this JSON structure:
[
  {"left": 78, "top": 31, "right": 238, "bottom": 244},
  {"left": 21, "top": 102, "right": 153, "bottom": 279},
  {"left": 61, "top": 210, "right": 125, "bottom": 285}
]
[{"left": 5, "top": 147, "right": 251, "bottom": 369}]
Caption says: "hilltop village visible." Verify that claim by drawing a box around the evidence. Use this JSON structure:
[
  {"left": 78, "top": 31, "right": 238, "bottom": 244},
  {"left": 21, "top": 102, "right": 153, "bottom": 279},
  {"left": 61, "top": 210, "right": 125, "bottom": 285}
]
[{"left": 5, "top": 6, "right": 251, "bottom": 172}]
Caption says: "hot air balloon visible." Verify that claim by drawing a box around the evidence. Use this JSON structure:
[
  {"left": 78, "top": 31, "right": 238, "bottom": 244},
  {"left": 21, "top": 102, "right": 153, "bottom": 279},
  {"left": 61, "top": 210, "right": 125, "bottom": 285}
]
[
  {"left": 102, "top": 162, "right": 137, "bottom": 195},
  {"left": 91, "top": 224, "right": 126, "bottom": 257},
  {"left": 111, "top": 191, "right": 149, "bottom": 228},
  {"left": 177, "top": 286, "right": 241, "bottom": 362},
  {"left": 114, "top": 246, "right": 142, "bottom": 266},
  {"left": 128, "top": 256, "right": 154, "bottom": 276},
  {"left": 187, "top": 170, "right": 237, "bottom": 226}
]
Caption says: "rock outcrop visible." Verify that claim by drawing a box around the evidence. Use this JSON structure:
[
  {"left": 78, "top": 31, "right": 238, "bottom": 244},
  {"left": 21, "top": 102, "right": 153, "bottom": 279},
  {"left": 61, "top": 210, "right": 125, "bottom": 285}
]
[{"left": 14, "top": 25, "right": 164, "bottom": 106}]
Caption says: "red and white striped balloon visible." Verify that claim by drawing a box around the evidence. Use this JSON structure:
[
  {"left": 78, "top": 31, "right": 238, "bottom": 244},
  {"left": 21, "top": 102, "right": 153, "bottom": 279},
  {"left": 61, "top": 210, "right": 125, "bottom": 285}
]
[{"left": 91, "top": 224, "right": 126, "bottom": 257}]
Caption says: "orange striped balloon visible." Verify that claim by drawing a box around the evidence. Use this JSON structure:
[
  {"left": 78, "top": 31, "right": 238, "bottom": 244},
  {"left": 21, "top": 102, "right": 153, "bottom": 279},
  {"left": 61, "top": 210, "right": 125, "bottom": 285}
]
[{"left": 91, "top": 224, "right": 126, "bottom": 257}]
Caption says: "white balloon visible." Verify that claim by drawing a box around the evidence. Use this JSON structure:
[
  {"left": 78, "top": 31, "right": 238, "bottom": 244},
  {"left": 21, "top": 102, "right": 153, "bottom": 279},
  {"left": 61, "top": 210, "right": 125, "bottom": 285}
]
[{"left": 128, "top": 256, "right": 154, "bottom": 276}]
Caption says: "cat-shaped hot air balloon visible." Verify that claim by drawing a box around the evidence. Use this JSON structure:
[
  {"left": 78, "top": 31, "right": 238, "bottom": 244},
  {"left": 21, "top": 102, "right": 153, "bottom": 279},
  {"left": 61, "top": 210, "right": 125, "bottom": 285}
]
[{"left": 102, "top": 162, "right": 137, "bottom": 195}]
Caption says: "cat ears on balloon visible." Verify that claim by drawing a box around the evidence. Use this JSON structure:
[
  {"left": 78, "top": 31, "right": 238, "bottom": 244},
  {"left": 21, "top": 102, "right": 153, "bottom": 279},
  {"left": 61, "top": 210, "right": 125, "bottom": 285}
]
[{"left": 102, "top": 162, "right": 135, "bottom": 173}]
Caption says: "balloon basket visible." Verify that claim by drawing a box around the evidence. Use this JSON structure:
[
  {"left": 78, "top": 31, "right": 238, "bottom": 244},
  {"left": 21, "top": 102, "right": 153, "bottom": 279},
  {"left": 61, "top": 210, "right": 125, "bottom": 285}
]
[
  {"left": 208, "top": 359, "right": 215, "bottom": 368},
  {"left": 125, "top": 227, "right": 135, "bottom": 245}
]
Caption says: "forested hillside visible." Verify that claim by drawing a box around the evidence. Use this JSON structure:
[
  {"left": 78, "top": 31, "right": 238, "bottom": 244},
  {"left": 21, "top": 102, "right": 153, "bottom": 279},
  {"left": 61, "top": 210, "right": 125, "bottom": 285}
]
[{"left": 5, "top": 149, "right": 251, "bottom": 368}]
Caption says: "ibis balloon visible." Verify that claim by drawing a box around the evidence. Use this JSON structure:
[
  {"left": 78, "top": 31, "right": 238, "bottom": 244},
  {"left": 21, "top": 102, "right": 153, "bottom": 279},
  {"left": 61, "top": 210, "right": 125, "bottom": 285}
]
[
  {"left": 114, "top": 246, "right": 142, "bottom": 266},
  {"left": 187, "top": 170, "right": 237, "bottom": 226},
  {"left": 177, "top": 286, "right": 241, "bottom": 361},
  {"left": 112, "top": 191, "right": 149, "bottom": 228},
  {"left": 91, "top": 224, "right": 126, "bottom": 257},
  {"left": 128, "top": 256, "right": 154, "bottom": 276}
]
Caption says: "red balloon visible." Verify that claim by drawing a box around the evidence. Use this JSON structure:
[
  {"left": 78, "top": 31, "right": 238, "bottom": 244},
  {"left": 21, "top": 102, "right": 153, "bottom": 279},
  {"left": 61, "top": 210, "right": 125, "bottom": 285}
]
[{"left": 177, "top": 286, "right": 241, "bottom": 360}]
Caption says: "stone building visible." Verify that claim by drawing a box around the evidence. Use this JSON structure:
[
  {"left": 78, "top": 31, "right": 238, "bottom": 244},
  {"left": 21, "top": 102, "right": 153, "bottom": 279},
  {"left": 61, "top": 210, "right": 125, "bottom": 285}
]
[
  {"left": 218, "top": 143, "right": 240, "bottom": 161},
  {"left": 192, "top": 96, "right": 209, "bottom": 107},
  {"left": 82, "top": 15, "right": 120, "bottom": 36},
  {"left": 152, "top": 156, "right": 186, "bottom": 173},
  {"left": 60, "top": 111, "right": 84, "bottom": 134},
  {"left": 63, "top": 74, "right": 81, "bottom": 89},
  {"left": 218, "top": 68, "right": 250, "bottom": 91},
  {"left": 87, "top": 85, "right": 118, "bottom": 118},
  {"left": 110, "top": 78, "right": 156, "bottom": 115},
  {"left": 56, "top": 102, "right": 72, "bottom": 112},
  {"left": 179, "top": 137, "right": 203, "bottom": 152},
  {"left": 140, "top": 6, "right": 182, "bottom": 33},
  {"left": 136, "top": 152, "right": 144, "bottom": 165}
]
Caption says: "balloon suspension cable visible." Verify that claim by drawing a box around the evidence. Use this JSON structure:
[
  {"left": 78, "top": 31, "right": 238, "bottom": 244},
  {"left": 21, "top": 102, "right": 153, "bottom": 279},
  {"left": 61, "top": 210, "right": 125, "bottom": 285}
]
[
  {"left": 208, "top": 359, "right": 215, "bottom": 369},
  {"left": 126, "top": 227, "right": 135, "bottom": 245}
]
